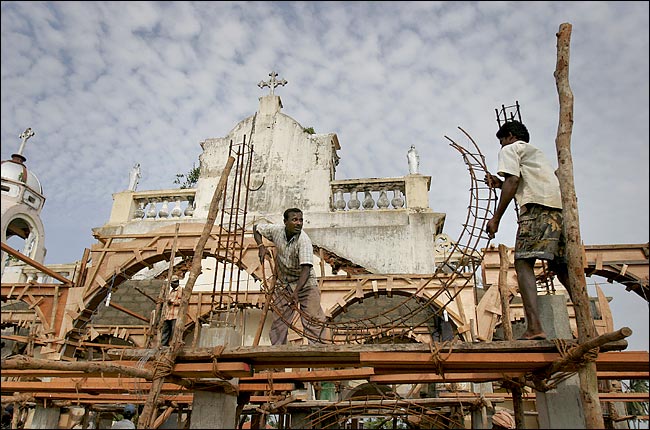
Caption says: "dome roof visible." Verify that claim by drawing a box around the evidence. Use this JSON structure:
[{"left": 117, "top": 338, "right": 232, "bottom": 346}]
[{"left": 1, "top": 157, "right": 43, "bottom": 194}]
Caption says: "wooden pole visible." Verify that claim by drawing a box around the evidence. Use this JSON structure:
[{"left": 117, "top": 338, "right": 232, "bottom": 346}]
[
  {"left": 138, "top": 156, "right": 235, "bottom": 429},
  {"left": 553, "top": 22, "right": 604, "bottom": 428},
  {"left": 497, "top": 244, "right": 513, "bottom": 341},
  {"left": 253, "top": 250, "right": 276, "bottom": 346},
  {"left": 542, "top": 327, "right": 632, "bottom": 377},
  {"left": 497, "top": 245, "right": 522, "bottom": 427},
  {"left": 148, "top": 223, "right": 180, "bottom": 348},
  {"left": 511, "top": 385, "right": 526, "bottom": 429}
]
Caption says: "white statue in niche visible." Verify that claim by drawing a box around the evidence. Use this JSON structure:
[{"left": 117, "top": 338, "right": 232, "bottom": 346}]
[
  {"left": 128, "top": 163, "right": 141, "bottom": 191},
  {"left": 407, "top": 145, "right": 420, "bottom": 174},
  {"left": 22, "top": 231, "right": 36, "bottom": 258}
]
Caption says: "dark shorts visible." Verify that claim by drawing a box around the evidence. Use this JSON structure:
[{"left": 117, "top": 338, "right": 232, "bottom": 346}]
[{"left": 515, "top": 204, "right": 565, "bottom": 262}]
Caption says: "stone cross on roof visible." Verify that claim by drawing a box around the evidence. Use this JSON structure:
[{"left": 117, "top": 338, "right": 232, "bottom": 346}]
[
  {"left": 258, "top": 71, "right": 287, "bottom": 95},
  {"left": 17, "top": 128, "right": 35, "bottom": 157}
]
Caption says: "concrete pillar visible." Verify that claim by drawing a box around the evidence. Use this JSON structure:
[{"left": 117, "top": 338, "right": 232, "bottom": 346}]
[
  {"left": 25, "top": 405, "right": 60, "bottom": 429},
  {"left": 189, "top": 322, "right": 241, "bottom": 429},
  {"left": 471, "top": 382, "right": 493, "bottom": 429},
  {"left": 535, "top": 294, "right": 587, "bottom": 429},
  {"left": 404, "top": 174, "right": 431, "bottom": 209},
  {"left": 108, "top": 191, "right": 136, "bottom": 224},
  {"left": 539, "top": 293, "right": 574, "bottom": 339},
  {"left": 289, "top": 410, "right": 312, "bottom": 429}
]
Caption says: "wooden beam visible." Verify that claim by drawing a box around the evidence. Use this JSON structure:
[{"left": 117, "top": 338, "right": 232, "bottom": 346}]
[
  {"left": 0, "top": 393, "right": 193, "bottom": 404},
  {"left": 0, "top": 242, "right": 72, "bottom": 285},
  {"left": 109, "top": 302, "right": 150, "bottom": 322},
  {"left": 241, "top": 367, "right": 374, "bottom": 382},
  {"left": 0, "top": 358, "right": 251, "bottom": 379}
]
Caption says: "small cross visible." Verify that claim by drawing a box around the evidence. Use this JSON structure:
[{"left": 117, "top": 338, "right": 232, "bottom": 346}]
[
  {"left": 17, "top": 128, "right": 35, "bottom": 157},
  {"left": 258, "top": 71, "right": 287, "bottom": 95}
]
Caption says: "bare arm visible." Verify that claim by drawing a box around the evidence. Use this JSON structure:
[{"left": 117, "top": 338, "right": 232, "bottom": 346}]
[
  {"left": 486, "top": 174, "right": 519, "bottom": 239},
  {"left": 292, "top": 264, "right": 312, "bottom": 301},
  {"left": 253, "top": 225, "right": 267, "bottom": 263}
]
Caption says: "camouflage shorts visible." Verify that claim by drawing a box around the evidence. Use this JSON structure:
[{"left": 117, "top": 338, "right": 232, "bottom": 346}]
[{"left": 515, "top": 204, "right": 565, "bottom": 262}]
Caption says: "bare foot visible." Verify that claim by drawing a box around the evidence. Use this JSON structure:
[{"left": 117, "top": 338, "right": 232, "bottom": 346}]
[{"left": 518, "top": 331, "right": 547, "bottom": 340}]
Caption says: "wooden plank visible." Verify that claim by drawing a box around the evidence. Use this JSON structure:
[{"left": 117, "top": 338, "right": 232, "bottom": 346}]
[
  {"left": 439, "top": 391, "right": 650, "bottom": 402},
  {"left": 370, "top": 372, "right": 526, "bottom": 384},
  {"left": 0, "top": 361, "right": 252, "bottom": 379},
  {"left": 595, "top": 284, "right": 614, "bottom": 332},
  {"left": 0, "top": 380, "right": 187, "bottom": 393},
  {"left": 239, "top": 383, "right": 295, "bottom": 392},
  {"left": 107, "top": 339, "right": 630, "bottom": 362},
  {"left": 171, "top": 362, "right": 252, "bottom": 378},
  {"left": 240, "top": 367, "right": 374, "bottom": 382},
  {"left": 360, "top": 350, "right": 649, "bottom": 372},
  {"left": 0, "top": 393, "right": 193, "bottom": 403},
  {"left": 360, "top": 351, "right": 560, "bottom": 370}
]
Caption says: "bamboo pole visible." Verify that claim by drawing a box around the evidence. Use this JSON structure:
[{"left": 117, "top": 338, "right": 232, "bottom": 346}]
[
  {"left": 138, "top": 156, "right": 235, "bottom": 429},
  {"left": 553, "top": 22, "right": 604, "bottom": 428}
]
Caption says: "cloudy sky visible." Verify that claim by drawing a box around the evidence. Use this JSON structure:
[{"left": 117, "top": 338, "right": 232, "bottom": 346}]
[{"left": 2, "top": 2, "right": 648, "bottom": 350}]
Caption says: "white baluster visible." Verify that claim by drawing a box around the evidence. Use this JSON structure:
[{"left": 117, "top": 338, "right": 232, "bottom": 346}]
[
  {"left": 158, "top": 199, "right": 170, "bottom": 218},
  {"left": 362, "top": 191, "right": 375, "bottom": 209},
  {"left": 134, "top": 200, "right": 145, "bottom": 219},
  {"left": 391, "top": 189, "right": 405, "bottom": 208},
  {"left": 171, "top": 197, "right": 182, "bottom": 217},
  {"left": 334, "top": 189, "right": 346, "bottom": 211},
  {"left": 377, "top": 190, "right": 390, "bottom": 209},
  {"left": 146, "top": 199, "right": 158, "bottom": 218},
  {"left": 348, "top": 189, "right": 361, "bottom": 210},
  {"left": 184, "top": 197, "right": 195, "bottom": 217}
]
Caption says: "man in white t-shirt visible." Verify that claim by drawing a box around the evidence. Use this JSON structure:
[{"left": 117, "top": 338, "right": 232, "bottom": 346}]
[
  {"left": 485, "top": 120, "right": 573, "bottom": 340},
  {"left": 254, "top": 208, "right": 328, "bottom": 345}
]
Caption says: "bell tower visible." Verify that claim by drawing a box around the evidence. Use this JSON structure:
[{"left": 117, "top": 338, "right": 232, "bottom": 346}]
[{"left": 1, "top": 128, "right": 47, "bottom": 272}]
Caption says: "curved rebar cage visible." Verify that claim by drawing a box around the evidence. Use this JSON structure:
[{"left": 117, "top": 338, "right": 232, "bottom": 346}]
[{"left": 261, "top": 127, "right": 497, "bottom": 345}]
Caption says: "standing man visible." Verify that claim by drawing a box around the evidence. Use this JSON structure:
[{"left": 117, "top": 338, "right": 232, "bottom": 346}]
[
  {"left": 254, "top": 208, "right": 328, "bottom": 345},
  {"left": 485, "top": 120, "right": 572, "bottom": 340},
  {"left": 161, "top": 275, "right": 182, "bottom": 347}
]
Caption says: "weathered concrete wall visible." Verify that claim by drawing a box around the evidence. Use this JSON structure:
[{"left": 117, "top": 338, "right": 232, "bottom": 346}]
[
  {"left": 306, "top": 210, "right": 445, "bottom": 274},
  {"left": 94, "top": 279, "right": 163, "bottom": 325},
  {"left": 196, "top": 95, "right": 337, "bottom": 218},
  {"left": 192, "top": 94, "right": 446, "bottom": 274}
]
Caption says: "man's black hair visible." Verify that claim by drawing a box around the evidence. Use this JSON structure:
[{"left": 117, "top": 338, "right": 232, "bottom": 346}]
[
  {"left": 496, "top": 120, "right": 530, "bottom": 143},
  {"left": 283, "top": 208, "right": 303, "bottom": 221}
]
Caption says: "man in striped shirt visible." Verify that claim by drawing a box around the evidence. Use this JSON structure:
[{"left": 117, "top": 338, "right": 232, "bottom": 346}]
[{"left": 254, "top": 208, "right": 328, "bottom": 345}]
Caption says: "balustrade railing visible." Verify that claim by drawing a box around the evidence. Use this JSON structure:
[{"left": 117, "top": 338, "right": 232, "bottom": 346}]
[
  {"left": 330, "top": 178, "right": 406, "bottom": 211},
  {"left": 109, "top": 174, "right": 429, "bottom": 225},
  {"left": 132, "top": 189, "right": 196, "bottom": 220}
]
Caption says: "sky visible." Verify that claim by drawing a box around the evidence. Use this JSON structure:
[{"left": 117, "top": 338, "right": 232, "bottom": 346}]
[{"left": 1, "top": 2, "right": 648, "bottom": 351}]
